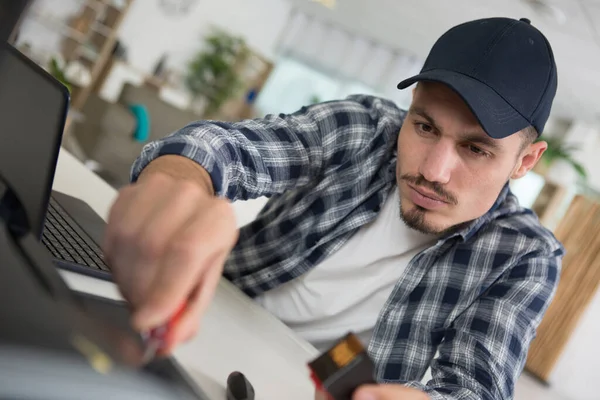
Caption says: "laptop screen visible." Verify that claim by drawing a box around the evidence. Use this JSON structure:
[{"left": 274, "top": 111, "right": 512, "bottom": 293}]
[
  {"left": 0, "top": 1, "right": 32, "bottom": 42},
  {"left": 0, "top": 43, "right": 69, "bottom": 237}
]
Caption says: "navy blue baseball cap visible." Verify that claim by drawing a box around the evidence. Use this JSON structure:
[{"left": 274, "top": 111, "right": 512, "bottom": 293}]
[{"left": 398, "top": 17, "right": 558, "bottom": 139}]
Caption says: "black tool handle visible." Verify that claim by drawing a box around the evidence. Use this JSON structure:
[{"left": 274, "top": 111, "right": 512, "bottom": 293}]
[{"left": 226, "top": 371, "right": 255, "bottom": 400}]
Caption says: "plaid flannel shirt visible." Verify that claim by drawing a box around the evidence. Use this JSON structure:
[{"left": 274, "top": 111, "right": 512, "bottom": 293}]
[{"left": 131, "top": 95, "right": 564, "bottom": 400}]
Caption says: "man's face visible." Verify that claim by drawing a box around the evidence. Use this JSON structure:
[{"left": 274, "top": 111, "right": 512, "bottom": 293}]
[{"left": 396, "top": 82, "right": 546, "bottom": 235}]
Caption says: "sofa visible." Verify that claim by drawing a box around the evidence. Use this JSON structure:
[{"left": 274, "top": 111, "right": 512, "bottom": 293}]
[{"left": 72, "top": 83, "right": 202, "bottom": 187}]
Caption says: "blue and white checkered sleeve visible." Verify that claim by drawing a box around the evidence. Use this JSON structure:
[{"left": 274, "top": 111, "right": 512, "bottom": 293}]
[
  {"left": 129, "top": 95, "right": 396, "bottom": 201},
  {"left": 404, "top": 250, "right": 563, "bottom": 400}
]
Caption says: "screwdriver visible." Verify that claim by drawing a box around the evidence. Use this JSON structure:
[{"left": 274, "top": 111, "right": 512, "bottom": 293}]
[
  {"left": 141, "top": 302, "right": 187, "bottom": 364},
  {"left": 226, "top": 371, "right": 255, "bottom": 400}
]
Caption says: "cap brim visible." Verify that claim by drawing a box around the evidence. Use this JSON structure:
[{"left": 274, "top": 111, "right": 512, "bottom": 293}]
[{"left": 397, "top": 69, "right": 531, "bottom": 139}]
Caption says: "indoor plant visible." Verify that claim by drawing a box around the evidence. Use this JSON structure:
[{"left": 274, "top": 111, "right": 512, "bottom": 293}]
[
  {"left": 48, "top": 55, "right": 71, "bottom": 92},
  {"left": 309, "top": 94, "right": 322, "bottom": 104},
  {"left": 185, "top": 28, "right": 247, "bottom": 118}
]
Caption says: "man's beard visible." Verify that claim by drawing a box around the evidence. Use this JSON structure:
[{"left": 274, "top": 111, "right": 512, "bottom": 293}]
[
  {"left": 399, "top": 201, "right": 470, "bottom": 236},
  {"left": 400, "top": 201, "right": 432, "bottom": 234},
  {"left": 397, "top": 174, "right": 468, "bottom": 236}
]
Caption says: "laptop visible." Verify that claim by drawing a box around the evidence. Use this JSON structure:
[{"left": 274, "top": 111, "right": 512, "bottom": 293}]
[
  {"left": 0, "top": 213, "right": 209, "bottom": 399},
  {"left": 0, "top": 42, "right": 111, "bottom": 280},
  {"left": 0, "top": 42, "right": 211, "bottom": 399}
]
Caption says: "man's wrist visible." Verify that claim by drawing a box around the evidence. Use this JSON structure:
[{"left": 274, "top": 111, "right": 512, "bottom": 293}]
[{"left": 137, "top": 155, "right": 214, "bottom": 195}]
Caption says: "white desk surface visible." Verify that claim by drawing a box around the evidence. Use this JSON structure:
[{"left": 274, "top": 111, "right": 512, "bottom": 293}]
[{"left": 52, "top": 149, "right": 319, "bottom": 400}]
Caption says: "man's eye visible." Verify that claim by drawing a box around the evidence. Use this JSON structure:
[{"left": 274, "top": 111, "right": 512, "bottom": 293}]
[
  {"left": 416, "top": 123, "right": 433, "bottom": 133},
  {"left": 468, "top": 145, "right": 488, "bottom": 157}
]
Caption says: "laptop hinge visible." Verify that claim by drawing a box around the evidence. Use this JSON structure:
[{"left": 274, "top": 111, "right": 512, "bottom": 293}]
[{"left": 0, "top": 178, "right": 30, "bottom": 237}]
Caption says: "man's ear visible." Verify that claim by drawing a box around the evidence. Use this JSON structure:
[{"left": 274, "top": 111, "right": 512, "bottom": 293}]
[{"left": 511, "top": 141, "right": 548, "bottom": 179}]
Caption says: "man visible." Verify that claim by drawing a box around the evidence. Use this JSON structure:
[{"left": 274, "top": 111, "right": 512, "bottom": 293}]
[{"left": 104, "top": 17, "right": 564, "bottom": 399}]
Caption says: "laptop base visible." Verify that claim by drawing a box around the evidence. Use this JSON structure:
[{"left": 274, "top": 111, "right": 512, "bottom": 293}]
[{"left": 44, "top": 190, "right": 113, "bottom": 280}]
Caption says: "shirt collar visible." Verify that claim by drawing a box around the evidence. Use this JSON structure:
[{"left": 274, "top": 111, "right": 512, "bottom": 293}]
[{"left": 439, "top": 182, "right": 512, "bottom": 243}]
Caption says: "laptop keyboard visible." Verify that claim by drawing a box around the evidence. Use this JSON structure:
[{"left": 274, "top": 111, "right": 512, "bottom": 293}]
[{"left": 42, "top": 197, "right": 109, "bottom": 271}]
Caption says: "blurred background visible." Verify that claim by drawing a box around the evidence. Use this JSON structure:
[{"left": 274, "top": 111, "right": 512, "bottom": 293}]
[{"left": 6, "top": 0, "right": 600, "bottom": 399}]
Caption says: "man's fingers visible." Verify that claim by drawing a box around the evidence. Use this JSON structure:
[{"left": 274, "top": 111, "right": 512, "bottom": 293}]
[
  {"left": 103, "top": 169, "right": 237, "bottom": 357},
  {"left": 315, "top": 389, "right": 329, "bottom": 400},
  {"left": 191, "top": 249, "right": 227, "bottom": 321},
  {"left": 132, "top": 238, "right": 214, "bottom": 331},
  {"left": 132, "top": 201, "right": 233, "bottom": 330},
  {"left": 127, "top": 184, "right": 207, "bottom": 305},
  {"left": 157, "top": 282, "right": 203, "bottom": 355},
  {"left": 105, "top": 175, "right": 213, "bottom": 309},
  {"left": 169, "top": 251, "right": 227, "bottom": 347},
  {"left": 136, "top": 180, "right": 208, "bottom": 263},
  {"left": 133, "top": 197, "right": 236, "bottom": 331},
  {"left": 103, "top": 184, "right": 137, "bottom": 257},
  {"left": 104, "top": 175, "right": 170, "bottom": 268}
]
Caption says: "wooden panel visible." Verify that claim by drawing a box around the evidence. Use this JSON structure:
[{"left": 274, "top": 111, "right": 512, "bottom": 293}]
[
  {"left": 525, "top": 195, "right": 600, "bottom": 381},
  {"left": 531, "top": 181, "right": 567, "bottom": 227}
]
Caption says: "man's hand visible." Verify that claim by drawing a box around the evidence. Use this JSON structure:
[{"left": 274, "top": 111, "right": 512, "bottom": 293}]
[
  {"left": 316, "top": 384, "right": 429, "bottom": 400},
  {"left": 103, "top": 155, "right": 238, "bottom": 353},
  {"left": 352, "top": 384, "right": 429, "bottom": 400}
]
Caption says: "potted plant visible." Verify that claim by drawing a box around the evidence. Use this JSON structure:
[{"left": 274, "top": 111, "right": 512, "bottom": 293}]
[
  {"left": 48, "top": 55, "right": 72, "bottom": 93},
  {"left": 309, "top": 94, "right": 322, "bottom": 104},
  {"left": 533, "top": 136, "right": 587, "bottom": 181},
  {"left": 185, "top": 28, "right": 247, "bottom": 118}
]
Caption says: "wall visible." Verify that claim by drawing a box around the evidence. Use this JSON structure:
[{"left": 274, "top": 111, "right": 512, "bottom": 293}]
[
  {"left": 560, "top": 121, "right": 600, "bottom": 192},
  {"left": 16, "top": 0, "right": 292, "bottom": 83},
  {"left": 549, "top": 289, "right": 600, "bottom": 400},
  {"left": 117, "top": 0, "right": 292, "bottom": 74},
  {"left": 14, "top": 0, "right": 82, "bottom": 64}
]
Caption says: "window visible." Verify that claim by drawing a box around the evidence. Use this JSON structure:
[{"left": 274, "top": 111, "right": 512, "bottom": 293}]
[{"left": 255, "top": 10, "right": 422, "bottom": 116}]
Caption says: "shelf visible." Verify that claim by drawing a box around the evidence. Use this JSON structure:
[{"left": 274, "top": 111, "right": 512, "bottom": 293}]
[
  {"left": 29, "top": 3, "right": 118, "bottom": 40},
  {"left": 20, "top": 0, "right": 134, "bottom": 113},
  {"left": 91, "top": 21, "right": 112, "bottom": 37},
  {"left": 76, "top": 45, "right": 101, "bottom": 63},
  {"left": 89, "top": 30, "right": 109, "bottom": 50},
  {"left": 99, "top": 0, "right": 129, "bottom": 11},
  {"left": 70, "top": 0, "right": 127, "bottom": 13},
  {"left": 102, "top": 5, "right": 122, "bottom": 28},
  {"left": 28, "top": 9, "right": 87, "bottom": 44}
]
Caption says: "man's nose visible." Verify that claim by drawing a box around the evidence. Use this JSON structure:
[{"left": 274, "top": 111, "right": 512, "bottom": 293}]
[{"left": 418, "top": 141, "right": 456, "bottom": 184}]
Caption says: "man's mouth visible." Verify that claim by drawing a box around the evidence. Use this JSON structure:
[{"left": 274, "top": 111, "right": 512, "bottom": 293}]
[{"left": 406, "top": 183, "right": 450, "bottom": 210}]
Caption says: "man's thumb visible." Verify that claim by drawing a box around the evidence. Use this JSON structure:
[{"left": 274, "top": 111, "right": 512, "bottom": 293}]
[
  {"left": 353, "top": 385, "right": 378, "bottom": 400},
  {"left": 353, "top": 383, "right": 430, "bottom": 400}
]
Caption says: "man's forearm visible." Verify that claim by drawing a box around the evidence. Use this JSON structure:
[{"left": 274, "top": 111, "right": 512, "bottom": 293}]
[
  {"left": 137, "top": 155, "right": 214, "bottom": 196},
  {"left": 129, "top": 95, "right": 401, "bottom": 201}
]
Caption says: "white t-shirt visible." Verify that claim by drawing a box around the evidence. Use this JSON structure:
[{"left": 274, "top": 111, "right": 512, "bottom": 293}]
[{"left": 254, "top": 187, "right": 437, "bottom": 352}]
